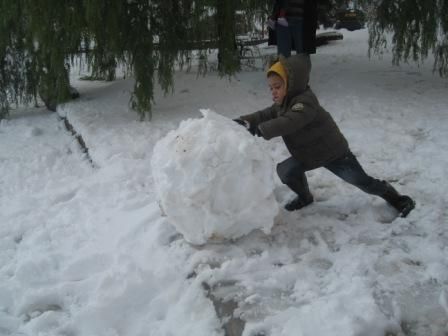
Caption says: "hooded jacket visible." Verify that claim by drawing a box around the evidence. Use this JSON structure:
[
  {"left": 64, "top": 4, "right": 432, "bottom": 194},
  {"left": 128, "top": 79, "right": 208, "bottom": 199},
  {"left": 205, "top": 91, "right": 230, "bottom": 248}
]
[{"left": 240, "top": 55, "right": 349, "bottom": 170}]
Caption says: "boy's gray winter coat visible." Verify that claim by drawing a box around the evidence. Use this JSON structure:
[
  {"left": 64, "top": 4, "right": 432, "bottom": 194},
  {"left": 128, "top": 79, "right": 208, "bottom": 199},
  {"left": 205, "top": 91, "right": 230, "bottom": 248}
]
[{"left": 241, "top": 55, "right": 349, "bottom": 170}]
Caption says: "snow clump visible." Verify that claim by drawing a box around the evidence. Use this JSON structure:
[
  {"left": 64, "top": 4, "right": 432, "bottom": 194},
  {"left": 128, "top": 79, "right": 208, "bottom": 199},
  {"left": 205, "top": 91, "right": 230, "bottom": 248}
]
[{"left": 151, "top": 109, "right": 279, "bottom": 245}]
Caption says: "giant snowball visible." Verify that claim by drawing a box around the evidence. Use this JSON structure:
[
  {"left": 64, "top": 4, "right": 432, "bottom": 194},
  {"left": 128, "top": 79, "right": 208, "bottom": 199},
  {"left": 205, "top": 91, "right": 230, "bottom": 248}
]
[{"left": 151, "top": 110, "right": 279, "bottom": 245}]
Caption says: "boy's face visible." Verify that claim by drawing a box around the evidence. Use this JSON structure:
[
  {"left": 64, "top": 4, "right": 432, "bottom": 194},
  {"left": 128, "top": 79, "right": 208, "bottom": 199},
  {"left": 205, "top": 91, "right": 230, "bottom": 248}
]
[{"left": 268, "top": 74, "right": 287, "bottom": 105}]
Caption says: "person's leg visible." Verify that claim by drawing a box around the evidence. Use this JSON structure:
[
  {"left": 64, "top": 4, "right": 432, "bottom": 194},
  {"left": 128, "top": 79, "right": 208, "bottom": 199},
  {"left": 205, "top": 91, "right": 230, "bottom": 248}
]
[
  {"left": 276, "top": 23, "right": 292, "bottom": 57},
  {"left": 324, "top": 151, "right": 387, "bottom": 195},
  {"left": 277, "top": 157, "right": 314, "bottom": 210},
  {"left": 288, "top": 17, "right": 304, "bottom": 54},
  {"left": 325, "top": 151, "right": 415, "bottom": 217}
]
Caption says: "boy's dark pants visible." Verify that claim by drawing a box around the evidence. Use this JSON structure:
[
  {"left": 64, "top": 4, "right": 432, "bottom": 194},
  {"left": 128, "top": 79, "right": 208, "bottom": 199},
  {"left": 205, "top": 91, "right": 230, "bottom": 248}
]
[{"left": 277, "top": 151, "right": 392, "bottom": 201}]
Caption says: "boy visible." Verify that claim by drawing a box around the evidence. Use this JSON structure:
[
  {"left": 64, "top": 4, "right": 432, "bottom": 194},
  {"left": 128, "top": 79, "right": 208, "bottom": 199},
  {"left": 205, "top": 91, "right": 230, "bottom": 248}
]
[{"left": 234, "top": 55, "right": 415, "bottom": 217}]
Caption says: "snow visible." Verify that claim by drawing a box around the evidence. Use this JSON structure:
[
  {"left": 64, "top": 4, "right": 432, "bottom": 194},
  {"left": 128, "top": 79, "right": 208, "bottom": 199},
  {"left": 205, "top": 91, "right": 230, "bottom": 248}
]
[
  {"left": 151, "top": 109, "right": 279, "bottom": 245},
  {"left": 1, "top": 29, "right": 448, "bottom": 336}
]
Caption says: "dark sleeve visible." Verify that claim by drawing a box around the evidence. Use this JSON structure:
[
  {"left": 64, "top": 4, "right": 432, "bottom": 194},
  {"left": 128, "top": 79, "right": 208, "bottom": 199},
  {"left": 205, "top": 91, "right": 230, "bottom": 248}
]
[
  {"left": 239, "top": 105, "right": 278, "bottom": 127},
  {"left": 303, "top": 0, "right": 318, "bottom": 54},
  {"left": 258, "top": 102, "right": 316, "bottom": 140}
]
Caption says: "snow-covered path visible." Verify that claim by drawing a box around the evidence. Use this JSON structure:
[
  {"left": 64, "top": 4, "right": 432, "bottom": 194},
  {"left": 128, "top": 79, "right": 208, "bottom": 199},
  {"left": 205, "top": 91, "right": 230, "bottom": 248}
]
[{"left": 1, "top": 29, "right": 447, "bottom": 336}]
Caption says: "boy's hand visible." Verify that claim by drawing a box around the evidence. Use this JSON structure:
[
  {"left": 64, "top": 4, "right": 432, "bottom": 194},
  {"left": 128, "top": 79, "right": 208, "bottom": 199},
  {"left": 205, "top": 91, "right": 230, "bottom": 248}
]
[
  {"left": 249, "top": 125, "right": 263, "bottom": 137},
  {"left": 233, "top": 118, "right": 263, "bottom": 137},
  {"left": 233, "top": 118, "right": 249, "bottom": 128},
  {"left": 232, "top": 118, "right": 249, "bottom": 128},
  {"left": 267, "top": 18, "right": 276, "bottom": 30}
]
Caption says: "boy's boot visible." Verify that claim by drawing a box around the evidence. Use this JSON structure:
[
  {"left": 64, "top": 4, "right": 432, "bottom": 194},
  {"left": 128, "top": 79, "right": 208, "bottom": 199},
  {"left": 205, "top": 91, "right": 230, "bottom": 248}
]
[
  {"left": 284, "top": 173, "right": 314, "bottom": 211},
  {"left": 381, "top": 181, "right": 415, "bottom": 217},
  {"left": 285, "top": 193, "right": 314, "bottom": 211}
]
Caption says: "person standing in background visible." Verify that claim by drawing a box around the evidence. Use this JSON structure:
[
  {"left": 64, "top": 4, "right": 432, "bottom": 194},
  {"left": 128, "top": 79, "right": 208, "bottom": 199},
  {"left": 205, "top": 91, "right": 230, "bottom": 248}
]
[{"left": 268, "top": 0, "right": 318, "bottom": 57}]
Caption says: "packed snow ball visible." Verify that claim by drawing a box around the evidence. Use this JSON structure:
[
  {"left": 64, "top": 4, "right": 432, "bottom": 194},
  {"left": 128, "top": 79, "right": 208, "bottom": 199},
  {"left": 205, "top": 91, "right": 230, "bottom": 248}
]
[{"left": 151, "top": 109, "right": 279, "bottom": 245}]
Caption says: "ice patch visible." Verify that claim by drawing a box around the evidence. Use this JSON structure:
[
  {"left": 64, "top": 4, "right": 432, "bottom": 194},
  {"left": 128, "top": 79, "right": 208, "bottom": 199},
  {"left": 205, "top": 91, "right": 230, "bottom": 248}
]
[{"left": 151, "top": 109, "right": 279, "bottom": 245}]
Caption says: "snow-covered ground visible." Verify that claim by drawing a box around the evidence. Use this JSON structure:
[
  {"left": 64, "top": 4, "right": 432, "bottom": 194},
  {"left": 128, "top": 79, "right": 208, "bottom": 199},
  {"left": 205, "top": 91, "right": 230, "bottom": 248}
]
[{"left": 1, "top": 29, "right": 448, "bottom": 336}]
